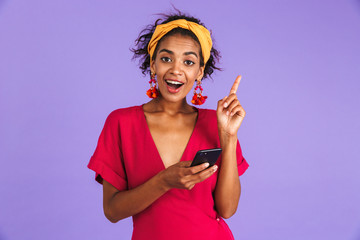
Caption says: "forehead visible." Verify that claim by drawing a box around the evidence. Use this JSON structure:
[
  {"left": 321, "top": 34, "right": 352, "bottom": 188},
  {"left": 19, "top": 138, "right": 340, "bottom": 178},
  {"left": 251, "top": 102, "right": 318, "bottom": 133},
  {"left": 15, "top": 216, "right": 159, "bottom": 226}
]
[{"left": 157, "top": 34, "right": 201, "bottom": 53}]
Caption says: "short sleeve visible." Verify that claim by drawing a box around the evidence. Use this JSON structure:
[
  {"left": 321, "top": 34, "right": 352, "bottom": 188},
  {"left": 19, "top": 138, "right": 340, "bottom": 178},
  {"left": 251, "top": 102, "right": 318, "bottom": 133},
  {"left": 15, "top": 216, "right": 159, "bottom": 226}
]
[
  {"left": 87, "top": 111, "right": 128, "bottom": 191},
  {"left": 236, "top": 140, "right": 249, "bottom": 176}
]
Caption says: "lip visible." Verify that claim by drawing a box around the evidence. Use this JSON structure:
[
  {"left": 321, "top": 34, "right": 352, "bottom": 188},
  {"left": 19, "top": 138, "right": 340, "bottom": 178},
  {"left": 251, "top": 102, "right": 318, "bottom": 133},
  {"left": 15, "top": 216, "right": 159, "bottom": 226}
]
[
  {"left": 165, "top": 78, "right": 185, "bottom": 84},
  {"left": 163, "top": 78, "right": 185, "bottom": 94},
  {"left": 166, "top": 83, "right": 183, "bottom": 93}
]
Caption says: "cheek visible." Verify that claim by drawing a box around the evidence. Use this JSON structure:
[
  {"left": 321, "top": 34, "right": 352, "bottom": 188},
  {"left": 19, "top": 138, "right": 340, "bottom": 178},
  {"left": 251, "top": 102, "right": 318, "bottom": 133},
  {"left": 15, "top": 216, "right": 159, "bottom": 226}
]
[
  {"left": 187, "top": 68, "right": 202, "bottom": 80},
  {"left": 154, "top": 64, "right": 168, "bottom": 77}
]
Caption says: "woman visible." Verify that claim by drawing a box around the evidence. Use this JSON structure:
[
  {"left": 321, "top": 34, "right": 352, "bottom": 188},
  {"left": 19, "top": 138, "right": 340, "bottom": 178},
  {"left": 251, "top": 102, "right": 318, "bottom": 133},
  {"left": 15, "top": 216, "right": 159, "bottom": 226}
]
[{"left": 88, "top": 11, "right": 249, "bottom": 240}]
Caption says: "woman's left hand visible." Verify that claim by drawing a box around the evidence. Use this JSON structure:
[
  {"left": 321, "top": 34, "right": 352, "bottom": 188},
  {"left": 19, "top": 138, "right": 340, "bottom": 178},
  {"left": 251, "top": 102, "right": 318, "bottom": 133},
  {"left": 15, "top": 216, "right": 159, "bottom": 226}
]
[{"left": 217, "top": 75, "right": 246, "bottom": 138}]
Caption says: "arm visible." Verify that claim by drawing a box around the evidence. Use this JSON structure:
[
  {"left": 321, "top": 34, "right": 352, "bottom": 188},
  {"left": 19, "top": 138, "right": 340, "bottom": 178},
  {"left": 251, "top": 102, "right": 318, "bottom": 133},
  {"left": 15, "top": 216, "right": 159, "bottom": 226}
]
[
  {"left": 103, "top": 173, "right": 167, "bottom": 223},
  {"left": 103, "top": 161, "right": 217, "bottom": 223},
  {"left": 214, "top": 75, "right": 246, "bottom": 219},
  {"left": 214, "top": 135, "right": 241, "bottom": 219}
]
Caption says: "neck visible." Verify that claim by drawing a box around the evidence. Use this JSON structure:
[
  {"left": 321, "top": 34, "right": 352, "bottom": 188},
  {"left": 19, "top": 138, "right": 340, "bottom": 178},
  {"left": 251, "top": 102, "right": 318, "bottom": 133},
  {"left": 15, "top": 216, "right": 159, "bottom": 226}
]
[{"left": 146, "top": 96, "right": 196, "bottom": 115}]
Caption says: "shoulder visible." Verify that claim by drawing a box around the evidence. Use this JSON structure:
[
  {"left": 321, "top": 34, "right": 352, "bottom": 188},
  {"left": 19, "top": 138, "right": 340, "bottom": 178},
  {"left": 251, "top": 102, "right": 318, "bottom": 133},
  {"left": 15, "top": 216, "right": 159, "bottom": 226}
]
[
  {"left": 108, "top": 105, "right": 141, "bottom": 116},
  {"left": 106, "top": 105, "right": 142, "bottom": 124},
  {"left": 198, "top": 108, "right": 217, "bottom": 119},
  {"left": 198, "top": 108, "right": 217, "bottom": 126}
]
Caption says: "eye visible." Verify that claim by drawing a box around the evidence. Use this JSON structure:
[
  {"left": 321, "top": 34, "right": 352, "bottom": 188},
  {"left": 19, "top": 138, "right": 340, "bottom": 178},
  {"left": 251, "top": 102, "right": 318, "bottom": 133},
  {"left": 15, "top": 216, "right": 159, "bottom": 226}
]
[
  {"left": 160, "top": 57, "right": 171, "bottom": 63},
  {"left": 184, "top": 60, "right": 195, "bottom": 66}
]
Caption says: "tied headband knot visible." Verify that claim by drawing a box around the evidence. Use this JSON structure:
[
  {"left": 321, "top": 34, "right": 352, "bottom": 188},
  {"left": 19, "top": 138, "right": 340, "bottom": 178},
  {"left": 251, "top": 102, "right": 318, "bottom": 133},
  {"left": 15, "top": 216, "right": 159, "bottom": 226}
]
[{"left": 147, "top": 19, "right": 213, "bottom": 66}]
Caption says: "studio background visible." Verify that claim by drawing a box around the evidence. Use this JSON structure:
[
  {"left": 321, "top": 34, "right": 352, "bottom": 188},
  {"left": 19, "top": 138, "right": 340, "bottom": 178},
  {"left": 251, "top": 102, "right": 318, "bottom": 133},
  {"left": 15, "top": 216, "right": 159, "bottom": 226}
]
[{"left": 1, "top": 0, "right": 359, "bottom": 239}]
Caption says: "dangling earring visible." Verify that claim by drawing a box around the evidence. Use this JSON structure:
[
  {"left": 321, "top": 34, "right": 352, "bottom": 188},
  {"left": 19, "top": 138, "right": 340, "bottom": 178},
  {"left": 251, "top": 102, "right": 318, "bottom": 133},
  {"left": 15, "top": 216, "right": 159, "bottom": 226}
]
[
  {"left": 191, "top": 79, "right": 207, "bottom": 105},
  {"left": 146, "top": 72, "right": 159, "bottom": 98}
]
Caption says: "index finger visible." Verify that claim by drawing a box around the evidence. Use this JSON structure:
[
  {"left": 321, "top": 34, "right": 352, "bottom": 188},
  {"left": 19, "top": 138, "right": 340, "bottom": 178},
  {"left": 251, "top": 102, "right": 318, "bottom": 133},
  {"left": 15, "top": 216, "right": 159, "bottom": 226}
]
[
  {"left": 187, "top": 162, "right": 210, "bottom": 174},
  {"left": 229, "top": 75, "right": 242, "bottom": 94}
]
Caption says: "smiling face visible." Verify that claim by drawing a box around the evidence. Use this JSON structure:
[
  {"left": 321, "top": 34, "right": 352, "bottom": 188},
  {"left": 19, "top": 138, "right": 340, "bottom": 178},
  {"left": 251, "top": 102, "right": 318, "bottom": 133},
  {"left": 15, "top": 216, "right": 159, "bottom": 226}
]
[{"left": 150, "top": 34, "right": 205, "bottom": 104}]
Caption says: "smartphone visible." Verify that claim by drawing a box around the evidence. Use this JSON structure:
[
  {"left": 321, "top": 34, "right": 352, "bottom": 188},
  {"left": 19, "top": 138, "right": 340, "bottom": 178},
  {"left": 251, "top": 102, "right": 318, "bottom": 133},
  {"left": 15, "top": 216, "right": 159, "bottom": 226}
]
[{"left": 190, "top": 148, "right": 222, "bottom": 168}]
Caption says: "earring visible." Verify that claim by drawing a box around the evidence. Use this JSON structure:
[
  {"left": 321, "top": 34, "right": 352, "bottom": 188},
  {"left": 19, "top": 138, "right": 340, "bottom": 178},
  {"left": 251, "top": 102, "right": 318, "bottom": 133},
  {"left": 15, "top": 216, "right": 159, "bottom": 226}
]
[
  {"left": 191, "top": 80, "right": 207, "bottom": 105},
  {"left": 146, "top": 72, "right": 159, "bottom": 98}
]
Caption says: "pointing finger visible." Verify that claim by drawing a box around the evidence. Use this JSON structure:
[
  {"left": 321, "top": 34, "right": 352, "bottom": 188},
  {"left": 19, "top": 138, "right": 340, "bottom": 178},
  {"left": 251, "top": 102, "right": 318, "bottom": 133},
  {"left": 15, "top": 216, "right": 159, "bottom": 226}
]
[{"left": 230, "top": 75, "right": 242, "bottom": 94}]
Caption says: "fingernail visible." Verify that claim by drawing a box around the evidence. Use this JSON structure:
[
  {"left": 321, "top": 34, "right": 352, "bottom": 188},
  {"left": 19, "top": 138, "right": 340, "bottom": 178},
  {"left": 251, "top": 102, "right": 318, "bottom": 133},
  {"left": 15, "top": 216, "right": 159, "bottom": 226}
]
[
  {"left": 224, "top": 102, "right": 228, "bottom": 108},
  {"left": 213, "top": 165, "right": 218, "bottom": 172},
  {"left": 230, "top": 112, "right": 234, "bottom": 116},
  {"left": 226, "top": 111, "right": 230, "bottom": 116},
  {"left": 204, "top": 163, "right": 210, "bottom": 168}
]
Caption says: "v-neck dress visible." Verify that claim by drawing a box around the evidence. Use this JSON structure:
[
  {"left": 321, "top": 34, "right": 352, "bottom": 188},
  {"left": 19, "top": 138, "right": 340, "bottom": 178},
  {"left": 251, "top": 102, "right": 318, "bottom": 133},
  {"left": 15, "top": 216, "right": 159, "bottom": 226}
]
[{"left": 88, "top": 105, "right": 249, "bottom": 240}]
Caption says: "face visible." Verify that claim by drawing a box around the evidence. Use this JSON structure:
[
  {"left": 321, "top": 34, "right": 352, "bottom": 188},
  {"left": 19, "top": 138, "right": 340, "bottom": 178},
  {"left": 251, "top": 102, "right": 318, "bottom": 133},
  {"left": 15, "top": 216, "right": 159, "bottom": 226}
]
[{"left": 150, "top": 34, "right": 204, "bottom": 104}]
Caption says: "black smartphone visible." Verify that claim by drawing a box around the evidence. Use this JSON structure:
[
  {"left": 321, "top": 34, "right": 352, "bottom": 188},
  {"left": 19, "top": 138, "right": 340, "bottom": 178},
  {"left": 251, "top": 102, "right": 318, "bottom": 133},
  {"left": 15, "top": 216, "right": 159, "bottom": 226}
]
[{"left": 190, "top": 148, "right": 222, "bottom": 168}]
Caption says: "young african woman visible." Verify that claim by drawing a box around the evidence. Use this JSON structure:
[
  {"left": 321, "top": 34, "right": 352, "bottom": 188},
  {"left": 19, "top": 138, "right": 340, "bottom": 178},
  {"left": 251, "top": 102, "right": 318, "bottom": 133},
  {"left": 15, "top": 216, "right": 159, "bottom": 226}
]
[{"left": 88, "top": 11, "right": 249, "bottom": 240}]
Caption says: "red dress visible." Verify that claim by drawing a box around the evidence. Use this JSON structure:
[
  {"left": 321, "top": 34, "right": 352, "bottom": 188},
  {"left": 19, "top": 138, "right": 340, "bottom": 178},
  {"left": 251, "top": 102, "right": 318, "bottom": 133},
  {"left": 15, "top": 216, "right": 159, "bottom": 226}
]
[{"left": 88, "top": 105, "right": 249, "bottom": 240}]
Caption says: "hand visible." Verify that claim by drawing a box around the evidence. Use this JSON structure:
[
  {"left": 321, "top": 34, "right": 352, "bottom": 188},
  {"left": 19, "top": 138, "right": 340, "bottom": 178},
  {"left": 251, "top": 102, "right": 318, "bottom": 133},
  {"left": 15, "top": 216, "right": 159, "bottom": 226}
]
[
  {"left": 217, "top": 75, "right": 246, "bottom": 137},
  {"left": 159, "top": 161, "right": 218, "bottom": 190}
]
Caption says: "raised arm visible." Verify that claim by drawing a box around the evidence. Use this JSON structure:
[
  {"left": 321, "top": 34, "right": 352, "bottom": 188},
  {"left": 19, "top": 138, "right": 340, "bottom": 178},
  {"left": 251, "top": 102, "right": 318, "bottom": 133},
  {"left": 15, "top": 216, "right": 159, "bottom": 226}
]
[{"left": 214, "top": 75, "right": 246, "bottom": 219}]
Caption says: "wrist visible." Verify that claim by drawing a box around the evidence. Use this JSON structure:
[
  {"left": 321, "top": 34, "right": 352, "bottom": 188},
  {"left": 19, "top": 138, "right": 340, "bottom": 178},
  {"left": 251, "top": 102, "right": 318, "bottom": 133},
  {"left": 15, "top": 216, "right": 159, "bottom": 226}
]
[
  {"left": 219, "top": 132, "right": 237, "bottom": 148},
  {"left": 155, "top": 170, "right": 171, "bottom": 192}
]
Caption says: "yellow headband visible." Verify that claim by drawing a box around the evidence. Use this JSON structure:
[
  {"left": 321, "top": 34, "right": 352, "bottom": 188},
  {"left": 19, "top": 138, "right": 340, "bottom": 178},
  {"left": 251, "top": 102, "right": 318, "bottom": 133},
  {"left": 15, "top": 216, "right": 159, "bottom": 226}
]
[{"left": 148, "top": 19, "right": 213, "bottom": 66}]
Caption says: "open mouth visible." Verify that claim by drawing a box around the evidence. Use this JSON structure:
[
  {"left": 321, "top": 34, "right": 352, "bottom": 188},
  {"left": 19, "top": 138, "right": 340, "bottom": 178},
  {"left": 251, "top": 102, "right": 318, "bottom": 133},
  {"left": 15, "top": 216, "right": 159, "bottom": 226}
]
[{"left": 165, "top": 80, "right": 184, "bottom": 89}]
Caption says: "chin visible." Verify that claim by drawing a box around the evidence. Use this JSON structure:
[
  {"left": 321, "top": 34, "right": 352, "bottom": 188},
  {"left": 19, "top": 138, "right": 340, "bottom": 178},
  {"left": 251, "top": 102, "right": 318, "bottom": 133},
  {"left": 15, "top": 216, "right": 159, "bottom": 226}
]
[
  {"left": 163, "top": 95, "right": 187, "bottom": 103},
  {"left": 157, "top": 92, "right": 184, "bottom": 103}
]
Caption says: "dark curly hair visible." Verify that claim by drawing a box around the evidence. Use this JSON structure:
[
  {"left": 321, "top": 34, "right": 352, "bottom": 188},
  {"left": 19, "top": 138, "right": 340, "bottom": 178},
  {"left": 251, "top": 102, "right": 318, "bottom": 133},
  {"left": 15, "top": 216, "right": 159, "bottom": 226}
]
[{"left": 131, "top": 10, "right": 221, "bottom": 80}]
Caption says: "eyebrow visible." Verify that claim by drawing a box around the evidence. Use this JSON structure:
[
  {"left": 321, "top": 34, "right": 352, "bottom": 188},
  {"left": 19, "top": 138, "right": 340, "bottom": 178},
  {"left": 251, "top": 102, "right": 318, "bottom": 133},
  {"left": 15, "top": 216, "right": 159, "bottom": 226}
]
[{"left": 158, "top": 49, "right": 198, "bottom": 58}]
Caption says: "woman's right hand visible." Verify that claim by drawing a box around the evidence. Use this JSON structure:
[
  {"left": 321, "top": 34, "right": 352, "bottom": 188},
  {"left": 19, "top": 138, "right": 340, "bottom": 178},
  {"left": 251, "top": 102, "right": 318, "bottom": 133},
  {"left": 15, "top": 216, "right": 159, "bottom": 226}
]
[
  {"left": 102, "top": 161, "right": 217, "bottom": 222},
  {"left": 159, "top": 161, "right": 218, "bottom": 191}
]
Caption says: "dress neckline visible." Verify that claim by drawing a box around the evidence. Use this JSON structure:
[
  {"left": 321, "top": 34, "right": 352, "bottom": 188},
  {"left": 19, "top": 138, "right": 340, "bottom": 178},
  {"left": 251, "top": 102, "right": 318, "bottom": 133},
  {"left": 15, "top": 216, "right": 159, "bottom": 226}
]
[{"left": 138, "top": 105, "right": 201, "bottom": 170}]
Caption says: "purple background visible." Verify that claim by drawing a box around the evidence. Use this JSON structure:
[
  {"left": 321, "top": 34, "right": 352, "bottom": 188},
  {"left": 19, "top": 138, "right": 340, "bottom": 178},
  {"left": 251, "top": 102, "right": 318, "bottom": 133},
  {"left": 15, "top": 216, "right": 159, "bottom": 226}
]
[{"left": 1, "top": 0, "right": 360, "bottom": 239}]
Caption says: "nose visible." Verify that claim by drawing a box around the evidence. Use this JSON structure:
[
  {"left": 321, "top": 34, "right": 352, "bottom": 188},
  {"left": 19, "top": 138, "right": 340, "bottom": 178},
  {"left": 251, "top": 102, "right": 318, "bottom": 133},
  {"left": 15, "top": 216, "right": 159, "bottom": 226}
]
[{"left": 170, "top": 60, "right": 183, "bottom": 76}]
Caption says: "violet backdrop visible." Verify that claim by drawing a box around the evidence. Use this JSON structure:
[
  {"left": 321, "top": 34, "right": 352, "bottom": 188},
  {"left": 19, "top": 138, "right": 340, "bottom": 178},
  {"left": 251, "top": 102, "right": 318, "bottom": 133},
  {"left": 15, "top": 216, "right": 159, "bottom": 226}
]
[{"left": 0, "top": 0, "right": 359, "bottom": 239}]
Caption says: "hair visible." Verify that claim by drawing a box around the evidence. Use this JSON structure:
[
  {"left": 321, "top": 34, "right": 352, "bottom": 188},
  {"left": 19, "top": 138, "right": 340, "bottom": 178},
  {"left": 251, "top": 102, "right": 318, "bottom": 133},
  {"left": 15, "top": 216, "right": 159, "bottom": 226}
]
[{"left": 131, "top": 9, "right": 221, "bottom": 80}]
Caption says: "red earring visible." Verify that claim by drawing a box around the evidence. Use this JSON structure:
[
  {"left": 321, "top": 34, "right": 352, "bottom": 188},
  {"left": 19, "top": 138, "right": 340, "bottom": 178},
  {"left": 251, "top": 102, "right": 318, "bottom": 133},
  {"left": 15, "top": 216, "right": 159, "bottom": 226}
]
[
  {"left": 146, "top": 72, "right": 159, "bottom": 98},
  {"left": 191, "top": 80, "right": 207, "bottom": 105}
]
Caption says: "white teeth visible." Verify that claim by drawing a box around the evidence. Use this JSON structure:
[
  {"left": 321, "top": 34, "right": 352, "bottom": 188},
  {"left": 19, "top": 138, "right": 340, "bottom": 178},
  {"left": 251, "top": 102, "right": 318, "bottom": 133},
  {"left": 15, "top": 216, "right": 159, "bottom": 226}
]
[{"left": 166, "top": 80, "right": 183, "bottom": 85}]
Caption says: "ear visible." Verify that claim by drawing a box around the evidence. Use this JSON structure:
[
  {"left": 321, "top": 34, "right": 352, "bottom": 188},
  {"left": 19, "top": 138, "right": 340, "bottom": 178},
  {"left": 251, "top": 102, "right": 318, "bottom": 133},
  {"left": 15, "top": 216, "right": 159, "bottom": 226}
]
[
  {"left": 150, "top": 60, "right": 156, "bottom": 75},
  {"left": 196, "top": 66, "right": 205, "bottom": 81}
]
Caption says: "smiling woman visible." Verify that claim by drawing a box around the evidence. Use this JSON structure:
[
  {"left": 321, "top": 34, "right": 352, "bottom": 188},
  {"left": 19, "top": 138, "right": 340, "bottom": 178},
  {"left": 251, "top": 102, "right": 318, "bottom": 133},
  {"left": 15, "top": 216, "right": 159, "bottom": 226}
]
[
  {"left": 87, "top": 9, "right": 249, "bottom": 240},
  {"left": 151, "top": 35, "right": 203, "bottom": 103}
]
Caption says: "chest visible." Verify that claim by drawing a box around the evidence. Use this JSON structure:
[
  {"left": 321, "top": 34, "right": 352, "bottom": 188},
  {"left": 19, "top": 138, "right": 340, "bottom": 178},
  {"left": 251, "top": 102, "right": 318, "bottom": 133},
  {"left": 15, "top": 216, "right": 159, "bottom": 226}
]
[
  {"left": 120, "top": 108, "right": 221, "bottom": 189},
  {"left": 145, "top": 113, "right": 197, "bottom": 168}
]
